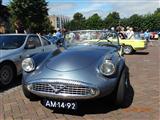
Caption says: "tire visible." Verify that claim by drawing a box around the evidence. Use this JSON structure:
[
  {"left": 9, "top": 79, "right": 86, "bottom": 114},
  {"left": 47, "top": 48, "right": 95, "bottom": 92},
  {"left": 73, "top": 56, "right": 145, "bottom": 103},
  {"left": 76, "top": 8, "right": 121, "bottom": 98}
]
[
  {"left": 123, "top": 45, "right": 133, "bottom": 54},
  {"left": 115, "top": 67, "right": 128, "bottom": 106},
  {"left": 22, "top": 85, "right": 40, "bottom": 101},
  {"left": 0, "top": 64, "right": 15, "bottom": 86},
  {"left": 132, "top": 49, "right": 136, "bottom": 53}
]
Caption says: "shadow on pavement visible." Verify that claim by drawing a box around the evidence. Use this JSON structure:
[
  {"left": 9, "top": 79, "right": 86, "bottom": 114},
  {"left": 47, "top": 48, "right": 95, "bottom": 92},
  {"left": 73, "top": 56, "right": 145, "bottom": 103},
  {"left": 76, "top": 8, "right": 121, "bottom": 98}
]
[
  {"left": 0, "top": 75, "right": 22, "bottom": 92},
  {"left": 41, "top": 66, "right": 134, "bottom": 116},
  {"left": 133, "top": 51, "right": 149, "bottom": 55}
]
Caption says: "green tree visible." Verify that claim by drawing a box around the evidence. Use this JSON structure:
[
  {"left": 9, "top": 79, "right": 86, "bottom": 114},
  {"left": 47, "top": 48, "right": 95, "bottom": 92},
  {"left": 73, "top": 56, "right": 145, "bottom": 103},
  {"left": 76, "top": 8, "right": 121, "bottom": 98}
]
[
  {"left": 127, "top": 14, "right": 143, "bottom": 31},
  {"left": 65, "top": 8, "right": 160, "bottom": 31},
  {"left": 65, "top": 12, "right": 86, "bottom": 30},
  {"left": 8, "top": 0, "right": 53, "bottom": 33},
  {"left": 120, "top": 18, "right": 130, "bottom": 28},
  {"left": 73, "top": 12, "right": 85, "bottom": 21},
  {"left": 152, "top": 8, "right": 160, "bottom": 31},
  {"left": 64, "top": 20, "right": 76, "bottom": 31},
  {"left": 73, "top": 12, "right": 86, "bottom": 30},
  {"left": 86, "top": 13, "right": 104, "bottom": 29},
  {"left": 154, "top": 8, "right": 160, "bottom": 14},
  {"left": 104, "top": 12, "right": 120, "bottom": 29}
]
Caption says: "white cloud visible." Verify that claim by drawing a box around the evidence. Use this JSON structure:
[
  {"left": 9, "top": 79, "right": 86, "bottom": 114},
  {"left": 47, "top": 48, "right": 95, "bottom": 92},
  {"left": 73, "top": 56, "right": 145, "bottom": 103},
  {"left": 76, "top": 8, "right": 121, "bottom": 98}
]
[
  {"left": 48, "top": 3, "right": 76, "bottom": 15},
  {"left": 92, "top": 0, "right": 159, "bottom": 3},
  {"left": 80, "top": 10, "right": 107, "bottom": 19},
  {"left": 73, "top": 3, "right": 106, "bottom": 18},
  {"left": 48, "top": 0, "right": 160, "bottom": 18},
  {"left": 91, "top": 0, "right": 160, "bottom": 17},
  {"left": 110, "top": 1, "right": 160, "bottom": 17},
  {"left": 75, "top": 4, "right": 103, "bottom": 13}
]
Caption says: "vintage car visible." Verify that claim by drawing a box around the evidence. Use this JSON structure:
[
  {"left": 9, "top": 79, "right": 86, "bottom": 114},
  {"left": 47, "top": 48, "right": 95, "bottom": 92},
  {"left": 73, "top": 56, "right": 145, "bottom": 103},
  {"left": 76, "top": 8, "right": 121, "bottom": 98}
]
[
  {"left": 22, "top": 30, "right": 128, "bottom": 110},
  {"left": 0, "top": 34, "right": 56, "bottom": 86},
  {"left": 119, "top": 33, "right": 147, "bottom": 54},
  {"left": 150, "top": 32, "right": 159, "bottom": 40}
]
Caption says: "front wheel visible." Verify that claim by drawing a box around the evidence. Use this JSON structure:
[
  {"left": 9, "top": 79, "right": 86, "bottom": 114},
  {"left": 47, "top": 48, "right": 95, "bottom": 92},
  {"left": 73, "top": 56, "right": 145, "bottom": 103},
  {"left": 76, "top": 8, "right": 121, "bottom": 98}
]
[
  {"left": 0, "top": 64, "right": 14, "bottom": 86},
  {"left": 115, "top": 68, "right": 128, "bottom": 106},
  {"left": 123, "top": 45, "right": 133, "bottom": 54}
]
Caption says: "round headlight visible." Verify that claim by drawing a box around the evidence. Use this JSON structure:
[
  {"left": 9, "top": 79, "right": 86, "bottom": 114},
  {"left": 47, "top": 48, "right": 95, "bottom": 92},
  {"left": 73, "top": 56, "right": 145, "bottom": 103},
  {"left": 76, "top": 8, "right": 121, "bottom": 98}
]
[
  {"left": 22, "top": 58, "right": 35, "bottom": 72},
  {"left": 100, "top": 60, "right": 115, "bottom": 76}
]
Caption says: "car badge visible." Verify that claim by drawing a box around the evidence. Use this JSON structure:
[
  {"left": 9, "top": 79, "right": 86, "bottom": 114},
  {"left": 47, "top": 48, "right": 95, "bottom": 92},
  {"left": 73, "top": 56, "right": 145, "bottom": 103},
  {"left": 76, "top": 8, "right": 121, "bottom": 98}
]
[{"left": 48, "top": 84, "right": 66, "bottom": 94}]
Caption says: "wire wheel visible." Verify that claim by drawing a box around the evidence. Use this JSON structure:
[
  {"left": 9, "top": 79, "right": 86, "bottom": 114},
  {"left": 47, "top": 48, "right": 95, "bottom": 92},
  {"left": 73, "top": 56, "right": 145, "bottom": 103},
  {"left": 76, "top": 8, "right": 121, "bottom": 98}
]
[{"left": 123, "top": 46, "right": 133, "bottom": 54}]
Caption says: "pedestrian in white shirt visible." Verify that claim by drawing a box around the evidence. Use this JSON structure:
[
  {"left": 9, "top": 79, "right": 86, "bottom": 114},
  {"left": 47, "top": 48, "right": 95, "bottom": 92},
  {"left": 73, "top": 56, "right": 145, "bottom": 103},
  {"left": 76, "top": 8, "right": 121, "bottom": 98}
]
[
  {"left": 125, "top": 26, "right": 130, "bottom": 38},
  {"left": 128, "top": 27, "right": 134, "bottom": 39}
]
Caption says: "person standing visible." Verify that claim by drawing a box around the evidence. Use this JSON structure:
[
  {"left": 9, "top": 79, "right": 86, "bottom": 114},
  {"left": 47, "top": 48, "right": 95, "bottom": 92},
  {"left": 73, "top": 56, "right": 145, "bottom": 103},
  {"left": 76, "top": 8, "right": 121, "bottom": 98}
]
[
  {"left": 119, "top": 27, "right": 127, "bottom": 39},
  {"left": 144, "top": 29, "right": 150, "bottom": 42},
  {"left": 127, "top": 27, "right": 134, "bottom": 39},
  {"left": 144, "top": 29, "right": 153, "bottom": 46},
  {"left": 55, "top": 29, "right": 63, "bottom": 48},
  {"left": 125, "top": 26, "right": 130, "bottom": 38},
  {"left": 14, "top": 20, "right": 26, "bottom": 34},
  {"left": 158, "top": 31, "right": 160, "bottom": 40},
  {"left": 0, "top": 24, "right": 5, "bottom": 34},
  {"left": 55, "top": 29, "right": 62, "bottom": 39}
]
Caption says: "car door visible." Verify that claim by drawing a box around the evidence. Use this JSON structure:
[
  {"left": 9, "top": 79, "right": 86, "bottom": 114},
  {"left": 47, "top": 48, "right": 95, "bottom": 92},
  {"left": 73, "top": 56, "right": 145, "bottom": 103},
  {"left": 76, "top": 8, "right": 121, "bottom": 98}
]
[
  {"left": 23, "top": 35, "right": 44, "bottom": 57},
  {"left": 40, "top": 36, "right": 57, "bottom": 52}
]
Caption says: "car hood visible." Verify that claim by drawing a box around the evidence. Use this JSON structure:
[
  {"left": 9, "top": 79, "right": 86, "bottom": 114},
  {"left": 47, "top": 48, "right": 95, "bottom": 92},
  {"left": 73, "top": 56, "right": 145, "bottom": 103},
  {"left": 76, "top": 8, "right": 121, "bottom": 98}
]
[{"left": 46, "top": 46, "right": 116, "bottom": 72}]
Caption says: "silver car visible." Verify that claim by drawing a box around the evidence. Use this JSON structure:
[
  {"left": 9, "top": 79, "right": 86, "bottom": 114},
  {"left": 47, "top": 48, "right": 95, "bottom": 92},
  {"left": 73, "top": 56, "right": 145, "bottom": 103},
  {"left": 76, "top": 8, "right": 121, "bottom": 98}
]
[{"left": 0, "top": 34, "right": 56, "bottom": 86}]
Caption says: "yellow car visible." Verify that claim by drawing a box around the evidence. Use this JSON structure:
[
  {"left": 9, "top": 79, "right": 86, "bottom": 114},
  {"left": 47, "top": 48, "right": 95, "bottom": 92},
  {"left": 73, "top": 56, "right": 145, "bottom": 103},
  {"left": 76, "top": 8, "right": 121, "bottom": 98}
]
[
  {"left": 80, "top": 38, "right": 147, "bottom": 54},
  {"left": 119, "top": 39, "right": 147, "bottom": 54},
  {"left": 66, "top": 30, "right": 147, "bottom": 54}
]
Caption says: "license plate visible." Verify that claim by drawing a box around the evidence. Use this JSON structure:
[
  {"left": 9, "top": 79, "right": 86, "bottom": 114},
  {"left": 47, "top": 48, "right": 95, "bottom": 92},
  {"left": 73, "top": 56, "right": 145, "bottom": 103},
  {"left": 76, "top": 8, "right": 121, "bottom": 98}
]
[{"left": 43, "top": 99, "right": 77, "bottom": 110}]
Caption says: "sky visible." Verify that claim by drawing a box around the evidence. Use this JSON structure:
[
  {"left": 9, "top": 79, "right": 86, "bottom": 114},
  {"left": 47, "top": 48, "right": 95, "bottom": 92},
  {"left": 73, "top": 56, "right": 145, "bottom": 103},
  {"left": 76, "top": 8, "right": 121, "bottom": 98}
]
[{"left": 2, "top": 0, "right": 160, "bottom": 19}]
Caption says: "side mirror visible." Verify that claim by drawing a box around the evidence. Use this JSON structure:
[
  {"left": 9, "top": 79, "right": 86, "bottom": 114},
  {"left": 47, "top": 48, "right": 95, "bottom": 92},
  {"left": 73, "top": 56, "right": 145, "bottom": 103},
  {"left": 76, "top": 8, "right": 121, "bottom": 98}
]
[{"left": 25, "top": 44, "right": 36, "bottom": 49}]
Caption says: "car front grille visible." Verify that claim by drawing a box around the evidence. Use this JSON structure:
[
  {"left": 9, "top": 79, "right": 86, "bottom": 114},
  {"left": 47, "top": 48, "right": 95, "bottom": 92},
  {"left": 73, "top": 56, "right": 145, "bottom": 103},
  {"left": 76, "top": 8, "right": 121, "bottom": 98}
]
[{"left": 29, "top": 81, "right": 99, "bottom": 99}]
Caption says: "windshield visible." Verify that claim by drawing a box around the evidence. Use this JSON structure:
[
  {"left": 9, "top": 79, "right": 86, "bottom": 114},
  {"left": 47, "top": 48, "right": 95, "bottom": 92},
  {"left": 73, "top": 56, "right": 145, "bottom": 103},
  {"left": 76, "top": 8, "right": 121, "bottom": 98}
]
[
  {"left": 0, "top": 35, "right": 26, "bottom": 50},
  {"left": 65, "top": 30, "right": 119, "bottom": 47}
]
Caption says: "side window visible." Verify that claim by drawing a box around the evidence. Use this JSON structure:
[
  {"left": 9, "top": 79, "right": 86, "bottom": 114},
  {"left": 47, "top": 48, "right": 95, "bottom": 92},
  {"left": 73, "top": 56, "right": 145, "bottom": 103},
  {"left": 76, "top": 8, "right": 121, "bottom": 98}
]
[
  {"left": 41, "top": 37, "right": 51, "bottom": 46},
  {"left": 26, "top": 36, "right": 41, "bottom": 48}
]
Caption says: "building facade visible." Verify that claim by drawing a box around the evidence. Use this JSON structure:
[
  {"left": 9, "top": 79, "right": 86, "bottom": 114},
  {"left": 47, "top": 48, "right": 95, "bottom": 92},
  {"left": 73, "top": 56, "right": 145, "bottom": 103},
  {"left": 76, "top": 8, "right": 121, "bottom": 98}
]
[{"left": 49, "top": 15, "right": 70, "bottom": 30}]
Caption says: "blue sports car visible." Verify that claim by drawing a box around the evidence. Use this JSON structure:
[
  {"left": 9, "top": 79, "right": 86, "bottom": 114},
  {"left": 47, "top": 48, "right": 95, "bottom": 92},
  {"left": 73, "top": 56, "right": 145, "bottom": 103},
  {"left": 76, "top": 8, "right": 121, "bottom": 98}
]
[{"left": 22, "top": 30, "right": 128, "bottom": 110}]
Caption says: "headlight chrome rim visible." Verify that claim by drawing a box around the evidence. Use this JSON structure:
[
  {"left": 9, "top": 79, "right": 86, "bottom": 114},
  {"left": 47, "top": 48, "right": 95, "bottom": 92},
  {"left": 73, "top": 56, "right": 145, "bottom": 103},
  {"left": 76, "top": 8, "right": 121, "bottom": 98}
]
[
  {"left": 100, "top": 59, "right": 115, "bottom": 76},
  {"left": 22, "top": 58, "right": 35, "bottom": 72}
]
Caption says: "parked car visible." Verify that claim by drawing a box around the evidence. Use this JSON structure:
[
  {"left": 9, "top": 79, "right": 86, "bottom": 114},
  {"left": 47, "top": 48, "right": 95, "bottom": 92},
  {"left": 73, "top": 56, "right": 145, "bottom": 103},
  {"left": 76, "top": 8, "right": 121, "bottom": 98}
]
[
  {"left": 150, "top": 32, "right": 158, "bottom": 40},
  {"left": 22, "top": 30, "right": 128, "bottom": 110},
  {"left": 118, "top": 33, "right": 147, "bottom": 54},
  {"left": 0, "top": 34, "right": 56, "bottom": 86}
]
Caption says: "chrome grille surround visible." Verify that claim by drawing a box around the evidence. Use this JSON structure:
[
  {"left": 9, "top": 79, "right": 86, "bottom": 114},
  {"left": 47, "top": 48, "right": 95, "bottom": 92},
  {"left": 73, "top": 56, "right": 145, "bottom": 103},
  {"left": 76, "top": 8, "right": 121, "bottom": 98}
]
[{"left": 27, "top": 79, "right": 100, "bottom": 99}]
